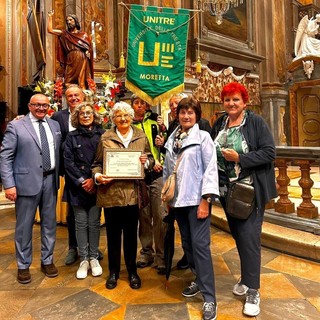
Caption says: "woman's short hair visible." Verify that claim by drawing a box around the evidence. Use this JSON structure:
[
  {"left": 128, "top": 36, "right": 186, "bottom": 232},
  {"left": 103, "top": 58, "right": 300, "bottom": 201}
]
[
  {"left": 177, "top": 96, "right": 202, "bottom": 122},
  {"left": 70, "top": 103, "right": 102, "bottom": 128},
  {"left": 130, "top": 94, "right": 150, "bottom": 109},
  {"left": 221, "top": 82, "right": 249, "bottom": 104},
  {"left": 110, "top": 101, "right": 134, "bottom": 126}
]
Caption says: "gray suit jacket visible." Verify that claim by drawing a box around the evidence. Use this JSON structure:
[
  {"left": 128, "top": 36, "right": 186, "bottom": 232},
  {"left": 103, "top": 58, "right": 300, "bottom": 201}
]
[{"left": 0, "top": 114, "right": 62, "bottom": 196}]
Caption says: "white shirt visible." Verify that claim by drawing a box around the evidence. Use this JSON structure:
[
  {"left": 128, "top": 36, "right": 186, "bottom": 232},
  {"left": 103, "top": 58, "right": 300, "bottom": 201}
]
[
  {"left": 29, "top": 113, "right": 55, "bottom": 170},
  {"left": 68, "top": 108, "right": 76, "bottom": 132}
]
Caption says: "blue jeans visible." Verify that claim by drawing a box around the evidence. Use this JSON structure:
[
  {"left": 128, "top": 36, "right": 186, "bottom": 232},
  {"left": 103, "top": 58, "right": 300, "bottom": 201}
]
[{"left": 73, "top": 205, "right": 101, "bottom": 261}]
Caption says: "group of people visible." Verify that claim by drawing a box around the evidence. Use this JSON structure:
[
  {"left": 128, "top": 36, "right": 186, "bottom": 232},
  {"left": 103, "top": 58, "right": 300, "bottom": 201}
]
[{"left": 0, "top": 82, "right": 277, "bottom": 320}]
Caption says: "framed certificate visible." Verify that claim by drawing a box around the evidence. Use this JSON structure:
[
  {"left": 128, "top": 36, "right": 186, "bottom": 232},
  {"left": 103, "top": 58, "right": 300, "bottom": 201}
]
[{"left": 103, "top": 148, "right": 144, "bottom": 179}]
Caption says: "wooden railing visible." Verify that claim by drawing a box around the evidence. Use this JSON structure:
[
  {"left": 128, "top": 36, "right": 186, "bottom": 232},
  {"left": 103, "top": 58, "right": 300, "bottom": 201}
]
[{"left": 265, "top": 146, "right": 320, "bottom": 234}]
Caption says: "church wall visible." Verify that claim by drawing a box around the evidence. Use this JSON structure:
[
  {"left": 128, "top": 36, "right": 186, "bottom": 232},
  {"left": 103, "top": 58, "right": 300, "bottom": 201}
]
[
  {"left": 0, "top": 0, "right": 6, "bottom": 105},
  {"left": 254, "top": 0, "right": 293, "bottom": 145},
  {"left": 1, "top": 0, "right": 318, "bottom": 147}
]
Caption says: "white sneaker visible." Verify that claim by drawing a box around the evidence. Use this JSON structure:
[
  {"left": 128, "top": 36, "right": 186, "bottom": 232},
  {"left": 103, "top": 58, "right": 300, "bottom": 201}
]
[
  {"left": 90, "top": 258, "right": 102, "bottom": 277},
  {"left": 243, "top": 289, "right": 260, "bottom": 317},
  {"left": 76, "top": 260, "right": 90, "bottom": 279},
  {"left": 233, "top": 279, "right": 249, "bottom": 296}
]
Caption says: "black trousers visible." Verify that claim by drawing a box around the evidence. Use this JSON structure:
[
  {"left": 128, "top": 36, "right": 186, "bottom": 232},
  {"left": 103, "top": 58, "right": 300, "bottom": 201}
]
[
  {"left": 104, "top": 205, "right": 139, "bottom": 276},
  {"left": 220, "top": 196, "right": 264, "bottom": 289}
]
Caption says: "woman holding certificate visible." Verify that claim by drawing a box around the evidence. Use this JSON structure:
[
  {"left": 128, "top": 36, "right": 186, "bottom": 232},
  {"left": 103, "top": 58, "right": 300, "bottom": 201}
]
[{"left": 92, "top": 101, "right": 154, "bottom": 290}]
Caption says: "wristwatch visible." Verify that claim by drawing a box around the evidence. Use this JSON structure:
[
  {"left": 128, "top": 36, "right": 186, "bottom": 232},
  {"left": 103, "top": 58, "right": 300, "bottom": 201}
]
[{"left": 202, "top": 195, "right": 212, "bottom": 203}]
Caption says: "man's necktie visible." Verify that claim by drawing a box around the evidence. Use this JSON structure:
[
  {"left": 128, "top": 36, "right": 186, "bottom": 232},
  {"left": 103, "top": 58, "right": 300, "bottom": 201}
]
[{"left": 38, "top": 120, "right": 52, "bottom": 172}]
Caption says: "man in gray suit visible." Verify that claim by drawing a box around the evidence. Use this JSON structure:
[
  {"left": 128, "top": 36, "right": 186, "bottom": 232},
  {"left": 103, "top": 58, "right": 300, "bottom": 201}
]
[{"left": 0, "top": 93, "right": 62, "bottom": 284}]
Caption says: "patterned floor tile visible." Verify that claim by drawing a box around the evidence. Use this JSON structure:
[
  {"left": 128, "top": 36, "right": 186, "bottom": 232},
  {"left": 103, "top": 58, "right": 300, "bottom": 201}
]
[
  {"left": 308, "top": 297, "right": 320, "bottom": 313},
  {"left": 260, "top": 273, "right": 304, "bottom": 299},
  {"left": 1, "top": 204, "right": 319, "bottom": 320},
  {"left": 210, "top": 230, "right": 236, "bottom": 254},
  {"left": 260, "top": 299, "right": 320, "bottom": 320},
  {"left": 265, "top": 254, "right": 320, "bottom": 282},
  {"left": 0, "top": 290, "right": 34, "bottom": 320},
  {"left": 30, "top": 289, "right": 120, "bottom": 320},
  {"left": 286, "top": 274, "right": 320, "bottom": 297},
  {"left": 125, "top": 303, "right": 190, "bottom": 320}
]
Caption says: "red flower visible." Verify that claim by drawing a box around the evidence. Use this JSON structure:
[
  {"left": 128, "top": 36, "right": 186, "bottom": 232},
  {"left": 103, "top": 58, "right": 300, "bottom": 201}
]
[
  {"left": 87, "top": 78, "right": 97, "bottom": 93},
  {"left": 47, "top": 109, "right": 55, "bottom": 117}
]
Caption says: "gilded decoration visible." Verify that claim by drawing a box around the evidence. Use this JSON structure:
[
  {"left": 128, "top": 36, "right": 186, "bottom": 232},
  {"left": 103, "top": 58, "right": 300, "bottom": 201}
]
[
  {"left": 274, "top": 0, "right": 287, "bottom": 83},
  {"left": 83, "top": 0, "right": 109, "bottom": 63},
  {"left": 203, "top": 1, "right": 247, "bottom": 42},
  {"left": 192, "top": 66, "right": 260, "bottom": 106},
  {"left": 54, "top": 0, "right": 66, "bottom": 77}
]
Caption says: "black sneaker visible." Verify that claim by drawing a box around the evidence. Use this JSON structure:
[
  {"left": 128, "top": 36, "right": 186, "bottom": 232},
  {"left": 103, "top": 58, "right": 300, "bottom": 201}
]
[
  {"left": 202, "top": 302, "right": 217, "bottom": 320},
  {"left": 182, "top": 281, "right": 200, "bottom": 297}
]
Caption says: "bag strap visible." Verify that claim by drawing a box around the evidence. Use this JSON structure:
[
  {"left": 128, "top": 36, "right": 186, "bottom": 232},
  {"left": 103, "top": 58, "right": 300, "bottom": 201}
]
[{"left": 173, "top": 152, "right": 183, "bottom": 174}]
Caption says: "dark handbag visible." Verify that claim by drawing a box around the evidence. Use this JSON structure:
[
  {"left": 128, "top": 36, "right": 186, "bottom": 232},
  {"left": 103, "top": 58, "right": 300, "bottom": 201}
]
[{"left": 226, "top": 181, "right": 255, "bottom": 219}]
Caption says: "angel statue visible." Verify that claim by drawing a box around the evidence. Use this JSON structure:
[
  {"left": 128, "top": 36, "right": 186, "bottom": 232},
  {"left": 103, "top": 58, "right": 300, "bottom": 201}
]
[{"left": 294, "top": 14, "right": 320, "bottom": 60}]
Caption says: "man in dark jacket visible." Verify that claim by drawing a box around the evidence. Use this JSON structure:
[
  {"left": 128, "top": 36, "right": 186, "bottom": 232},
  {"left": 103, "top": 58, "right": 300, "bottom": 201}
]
[{"left": 51, "top": 85, "right": 84, "bottom": 265}]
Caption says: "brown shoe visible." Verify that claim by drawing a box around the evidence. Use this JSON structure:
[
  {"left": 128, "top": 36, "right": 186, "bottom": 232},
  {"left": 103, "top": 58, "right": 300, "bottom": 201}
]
[
  {"left": 17, "top": 268, "right": 31, "bottom": 284},
  {"left": 41, "top": 263, "right": 58, "bottom": 278}
]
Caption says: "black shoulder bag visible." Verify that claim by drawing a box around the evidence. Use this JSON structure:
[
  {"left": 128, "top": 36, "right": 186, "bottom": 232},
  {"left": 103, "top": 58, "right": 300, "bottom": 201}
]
[{"left": 225, "top": 180, "right": 255, "bottom": 219}]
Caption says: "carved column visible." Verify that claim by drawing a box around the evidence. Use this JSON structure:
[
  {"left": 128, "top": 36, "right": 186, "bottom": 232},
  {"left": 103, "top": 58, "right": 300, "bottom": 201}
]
[
  {"left": 274, "top": 158, "right": 295, "bottom": 213},
  {"left": 260, "top": 88, "right": 288, "bottom": 146},
  {"left": 296, "top": 159, "right": 319, "bottom": 218},
  {"left": 255, "top": 0, "right": 290, "bottom": 145}
]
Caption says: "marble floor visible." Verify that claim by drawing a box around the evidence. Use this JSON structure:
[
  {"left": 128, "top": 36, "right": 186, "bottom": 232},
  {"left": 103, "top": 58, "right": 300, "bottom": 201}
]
[{"left": 0, "top": 204, "right": 319, "bottom": 320}]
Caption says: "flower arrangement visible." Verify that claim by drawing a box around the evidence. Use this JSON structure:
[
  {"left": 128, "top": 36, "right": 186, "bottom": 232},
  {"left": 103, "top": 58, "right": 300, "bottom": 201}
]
[
  {"left": 33, "top": 74, "right": 122, "bottom": 128},
  {"left": 34, "top": 79, "right": 54, "bottom": 97},
  {"left": 34, "top": 78, "right": 63, "bottom": 116},
  {"left": 101, "top": 73, "right": 120, "bottom": 104},
  {"left": 93, "top": 72, "right": 121, "bottom": 129}
]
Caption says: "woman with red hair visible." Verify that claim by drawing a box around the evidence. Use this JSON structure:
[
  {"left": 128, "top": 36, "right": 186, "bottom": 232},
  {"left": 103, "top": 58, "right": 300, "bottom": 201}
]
[{"left": 211, "top": 82, "right": 277, "bottom": 317}]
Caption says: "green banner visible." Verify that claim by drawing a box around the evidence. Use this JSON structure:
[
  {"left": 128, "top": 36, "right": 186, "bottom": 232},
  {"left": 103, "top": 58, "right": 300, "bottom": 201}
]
[{"left": 126, "top": 5, "right": 190, "bottom": 105}]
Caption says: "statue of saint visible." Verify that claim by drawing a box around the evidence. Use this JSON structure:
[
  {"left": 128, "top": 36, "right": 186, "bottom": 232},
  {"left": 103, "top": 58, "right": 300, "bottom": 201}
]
[
  {"left": 47, "top": 11, "right": 94, "bottom": 89},
  {"left": 294, "top": 14, "right": 320, "bottom": 61}
]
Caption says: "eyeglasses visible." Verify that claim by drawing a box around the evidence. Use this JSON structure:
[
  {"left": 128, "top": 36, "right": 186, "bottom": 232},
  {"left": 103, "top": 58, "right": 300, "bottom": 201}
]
[
  {"left": 115, "top": 114, "right": 130, "bottom": 120},
  {"left": 79, "top": 111, "right": 93, "bottom": 117},
  {"left": 29, "top": 103, "right": 50, "bottom": 109}
]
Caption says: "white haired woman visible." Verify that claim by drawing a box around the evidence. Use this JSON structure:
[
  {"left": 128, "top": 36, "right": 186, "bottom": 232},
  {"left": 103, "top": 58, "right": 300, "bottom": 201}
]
[{"left": 92, "top": 101, "right": 154, "bottom": 290}]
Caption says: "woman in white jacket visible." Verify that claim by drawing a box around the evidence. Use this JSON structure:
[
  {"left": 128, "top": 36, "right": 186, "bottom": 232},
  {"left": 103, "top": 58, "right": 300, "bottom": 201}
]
[{"left": 163, "top": 96, "right": 219, "bottom": 320}]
